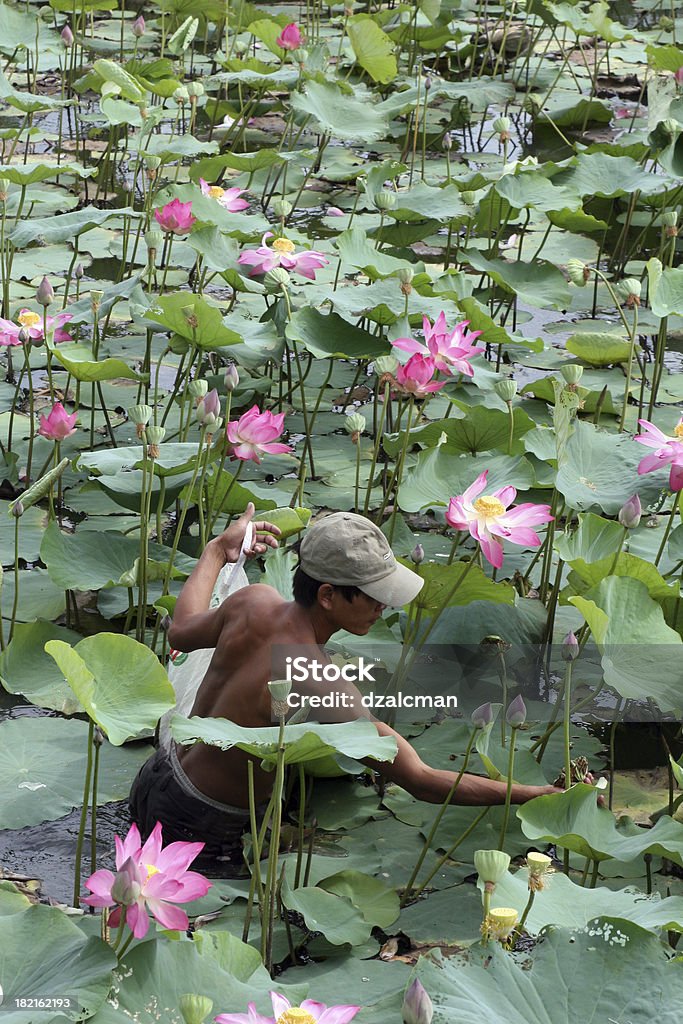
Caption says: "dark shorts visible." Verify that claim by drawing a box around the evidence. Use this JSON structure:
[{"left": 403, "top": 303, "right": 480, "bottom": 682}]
[{"left": 129, "top": 745, "right": 254, "bottom": 875}]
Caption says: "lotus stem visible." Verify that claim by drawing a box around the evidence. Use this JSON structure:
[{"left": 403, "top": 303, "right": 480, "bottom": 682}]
[
  {"left": 655, "top": 494, "right": 678, "bottom": 567},
  {"left": 90, "top": 729, "right": 101, "bottom": 876},
  {"left": 411, "top": 807, "right": 491, "bottom": 899},
  {"left": 517, "top": 888, "right": 536, "bottom": 933},
  {"left": 73, "top": 718, "right": 94, "bottom": 907},
  {"left": 262, "top": 713, "right": 287, "bottom": 973},
  {"left": 497, "top": 725, "right": 518, "bottom": 850},
  {"left": 9, "top": 513, "right": 20, "bottom": 644},
  {"left": 401, "top": 727, "right": 478, "bottom": 906}
]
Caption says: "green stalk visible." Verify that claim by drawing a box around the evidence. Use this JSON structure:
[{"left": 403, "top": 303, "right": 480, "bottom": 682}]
[
  {"left": 242, "top": 759, "right": 264, "bottom": 942},
  {"left": 618, "top": 303, "right": 638, "bottom": 433},
  {"left": 73, "top": 718, "right": 94, "bottom": 907},
  {"left": 655, "top": 494, "right": 678, "bottom": 567},
  {"left": 262, "top": 714, "right": 287, "bottom": 972},
  {"left": 401, "top": 728, "right": 477, "bottom": 906},
  {"left": 90, "top": 731, "right": 101, "bottom": 876},
  {"left": 363, "top": 381, "right": 390, "bottom": 514},
  {"left": 9, "top": 512, "right": 20, "bottom": 643},
  {"left": 294, "top": 764, "right": 307, "bottom": 890},
  {"left": 412, "top": 807, "right": 490, "bottom": 899},
  {"left": 497, "top": 725, "right": 518, "bottom": 850},
  {"left": 517, "top": 888, "right": 536, "bottom": 933},
  {"left": 354, "top": 435, "right": 362, "bottom": 514}
]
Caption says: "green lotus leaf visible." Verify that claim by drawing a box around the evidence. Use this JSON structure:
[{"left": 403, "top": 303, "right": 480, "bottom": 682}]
[
  {"left": 0, "top": 162, "right": 92, "bottom": 184},
  {"left": 78, "top": 443, "right": 220, "bottom": 478},
  {"left": 0, "top": 69, "right": 70, "bottom": 113},
  {"left": 348, "top": 17, "right": 397, "bottom": 83},
  {"left": 556, "top": 512, "right": 626, "bottom": 562},
  {"left": 456, "top": 296, "right": 544, "bottom": 351},
  {"left": 554, "top": 152, "right": 661, "bottom": 198},
  {"left": 647, "top": 257, "right": 683, "bottom": 317},
  {"left": 87, "top": 929, "right": 306, "bottom": 1024},
  {"left": 290, "top": 81, "right": 389, "bottom": 143},
  {"left": 518, "top": 783, "right": 683, "bottom": 863},
  {"left": 413, "top": 921, "right": 683, "bottom": 1024},
  {"left": 555, "top": 421, "right": 663, "bottom": 514},
  {"left": 9, "top": 206, "right": 140, "bottom": 248},
  {"left": 170, "top": 715, "right": 398, "bottom": 767},
  {"left": 494, "top": 173, "right": 581, "bottom": 212},
  {"left": 286, "top": 307, "right": 389, "bottom": 359},
  {"left": 335, "top": 226, "right": 420, "bottom": 277},
  {"left": 566, "top": 551, "right": 675, "bottom": 602},
  {"left": 390, "top": 182, "right": 468, "bottom": 223},
  {"left": 398, "top": 450, "right": 535, "bottom": 513},
  {"left": 281, "top": 878, "right": 371, "bottom": 946},
  {"left": 0, "top": 897, "right": 116, "bottom": 1024},
  {"left": 45, "top": 634, "right": 175, "bottom": 745},
  {"left": 569, "top": 576, "right": 683, "bottom": 711},
  {"left": 40, "top": 521, "right": 196, "bottom": 591},
  {"left": 494, "top": 868, "right": 683, "bottom": 934},
  {"left": 0, "top": 620, "right": 83, "bottom": 714},
  {"left": 144, "top": 292, "right": 242, "bottom": 349},
  {"left": 64, "top": 274, "right": 146, "bottom": 324},
  {"left": 465, "top": 251, "right": 571, "bottom": 310},
  {"left": 0, "top": 717, "right": 152, "bottom": 829},
  {"left": 51, "top": 343, "right": 144, "bottom": 382},
  {"left": 565, "top": 332, "right": 633, "bottom": 365},
  {"left": 93, "top": 58, "right": 145, "bottom": 102},
  {"left": 407, "top": 559, "right": 515, "bottom": 612}
]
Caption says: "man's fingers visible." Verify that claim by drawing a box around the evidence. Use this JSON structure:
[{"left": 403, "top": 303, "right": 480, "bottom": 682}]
[{"left": 239, "top": 501, "right": 256, "bottom": 522}]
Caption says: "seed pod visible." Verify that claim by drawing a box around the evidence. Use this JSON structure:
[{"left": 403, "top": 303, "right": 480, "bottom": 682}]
[
  {"left": 272, "top": 198, "right": 293, "bottom": 219},
  {"left": 264, "top": 266, "right": 291, "bottom": 292},
  {"left": 374, "top": 354, "right": 399, "bottom": 376},
  {"left": 375, "top": 189, "right": 396, "bottom": 211},
  {"left": 560, "top": 364, "right": 584, "bottom": 386},
  {"left": 566, "top": 258, "right": 590, "bottom": 287},
  {"left": 188, "top": 380, "right": 208, "bottom": 399},
  {"left": 474, "top": 848, "right": 511, "bottom": 884},
  {"left": 494, "top": 378, "right": 517, "bottom": 403},
  {"left": 179, "top": 996, "right": 214, "bottom": 1024},
  {"left": 344, "top": 412, "right": 366, "bottom": 437}
]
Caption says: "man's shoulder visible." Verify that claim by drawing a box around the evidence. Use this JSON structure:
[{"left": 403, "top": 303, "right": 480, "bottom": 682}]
[{"left": 231, "top": 582, "right": 287, "bottom": 609}]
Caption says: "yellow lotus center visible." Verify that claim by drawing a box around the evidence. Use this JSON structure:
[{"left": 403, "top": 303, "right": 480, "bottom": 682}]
[
  {"left": 473, "top": 495, "right": 505, "bottom": 518},
  {"left": 276, "top": 1011, "right": 316, "bottom": 1024},
  {"left": 144, "top": 863, "right": 160, "bottom": 883},
  {"left": 208, "top": 186, "right": 225, "bottom": 200},
  {"left": 271, "top": 237, "right": 296, "bottom": 254},
  {"left": 489, "top": 907, "right": 518, "bottom": 926},
  {"left": 674, "top": 422, "right": 683, "bottom": 438},
  {"left": 18, "top": 311, "right": 41, "bottom": 328}
]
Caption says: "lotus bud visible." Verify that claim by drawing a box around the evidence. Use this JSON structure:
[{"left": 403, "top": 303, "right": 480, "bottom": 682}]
[
  {"left": 93, "top": 726, "right": 105, "bottom": 747},
  {"left": 182, "top": 305, "right": 199, "bottom": 330},
  {"left": 411, "top": 543, "right": 424, "bottom": 564},
  {"left": 494, "top": 377, "right": 517, "bottom": 403},
  {"left": 110, "top": 858, "right": 140, "bottom": 906},
  {"left": 74, "top": 262, "right": 84, "bottom": 280},
  {"left": 522, "top": 94, "right": 541, "bottom": 116},
  {"left": 90, "top": 289, "right": 104, "bottom": 315},
  {"left": 375, "top": 354, "right": 398, "bottom": 376},
  {"left": 488, "top": 906, "right": 518, "bottom": 941},
  {"left": 560, "top": 363, "right": 583, "bottom": 386},
  {"left": 0, "top": 178, "right": 10, "bottom": 202},
  {"left": 474, "top": 849, "right": 511, "bottom": 885},
  {"left": 402, "top": 978, "right": 433, "bottom": 1024},
  {"left": 566, "top": 258, "right": 590, "bottom": 287},
  {"left": 36, "top": 276, "right": 54, "bottom": 307},
  {"left": 527, "top": 851, "right": 552, "bottom": 877},
  {"left": 146, "top": 424, "right": 165, "bottom": 458},
  {"left": 224, "top": 363, "right": 239, "bottom": 393},
  {"left": 442, "top": 131, "right": 453, "bottom": 151},
  {"left": 101, "top": 81, "right": 121, "bottom": 98},
  {"left": 272, "top": 198, "right": 293, "bottom": 219},
  {"left": 179, "top": 996, "right": 214, "bottom": 1024},
  {"left": 506, "top": 693, "right": 526, "bottom": 727},
  {"left": 376, "top": 189, "right": 396, "bottom": 211},
  {"left": 39, "top": 5, "right": 54, "bottom": 20},
  {"left": 188, "top": 379, "right": 208, "bottom": 399},
  {"left": 187, "top": 81, "right": 204, "bottom": 100},
  {"left": 60, "top": 23, "right": 74, "bottom": 46},
  {"left": 17, "top": 327, "right": 30, "bottom": 346},
  {"left": 618, "top": 277, "right": 641, "bottom": 307},
  {"left": 11, "top": 499, "right": 24, "bottom": 518},
  {"left": 174, "top": 85, "right": 190, "bottom": 104},
  {"left": 196, "top": 388, "right": 220, "bottom": 427},
  {"left": 133, "top": 13, "right": 145, "bottom": 36},
  {"left": 264, "top": 266, "right": 291, "bottom": 292},
  {"left": 618, "top": 493, "right": 642, "bottom": 529},
  {"left": 561, "top": 630, "right": 580, "bottom": 662},
  {"left": 471, "top": 701, "right": 493, "bottom": 730},
  {"left": 344, "top": 412, "right": 366, "bottom": 442},
  {"left": 269, "top": 678, "right": 292, "bottom": 718}
]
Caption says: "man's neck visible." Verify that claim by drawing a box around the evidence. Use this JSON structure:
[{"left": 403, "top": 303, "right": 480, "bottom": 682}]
[{"left": 288, "top": 600, "right": 336, "bottom": 646}]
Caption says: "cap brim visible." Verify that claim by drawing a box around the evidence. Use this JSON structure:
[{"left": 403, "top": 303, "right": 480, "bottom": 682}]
[{"left": 360, "top": 562, "right": 424, "bottom": 608}]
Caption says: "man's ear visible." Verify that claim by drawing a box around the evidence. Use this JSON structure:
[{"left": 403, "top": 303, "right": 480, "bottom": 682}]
[{"left": 316, "top": 583, "right": 335, "bottom": 611}]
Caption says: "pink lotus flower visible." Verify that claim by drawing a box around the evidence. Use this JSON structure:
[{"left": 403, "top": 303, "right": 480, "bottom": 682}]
[
  {"left": 0, "top": 309, "right": 73, "bottom": 347},
  {"left": 327, "top": 206, "right": 345, "bottom": 217},
  {"left": 154, "top": 199, "right": 196, "bottom": 235},
  {"left": 393, "top": 312, "right": 484, "bottom": 378},
  {"left": 276, "top": 23, "right": 302, "bottom": 51},
  {"left": 635, "top": 417, "right": 683, "bottom": 492},
  {"left": 394, "top": 354, "right": 445, "bottom": 398},
  {"left": 199, "top": 179, "right": 249, "bottom": 212},
  {"left": 38, "top": 402, "right": 78, "bottom": 441},
  {"left": 446, "top": 469, "right": 554, "bottom": 569},
  {"left": 238, "top": 232, "right": 328, "bottom": 280},
  {"left": 83, "top": 821, "right": 211, "bottom": 939},
  {"left": 226, "top": 405, "right": 293, "bottom": 463},
  {"left": 675, "top": 67, "right": 683, "bottom": 85},
  {"left": 216, "top": 991, "right": 360, "bottom": 1024}
]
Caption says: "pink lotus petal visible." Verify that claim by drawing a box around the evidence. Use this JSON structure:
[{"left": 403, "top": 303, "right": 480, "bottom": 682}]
[
  {"left": 317, "top": 1007, "right": 362, "bottom": 1024},
  {"left": 146, "top": 898, "right": 189, "bottom": 932},
  {"left": 126, "top": 900, "right": 150, "bottom": 939},
  {"left": 270, "top": 994, "right": 291, "bottom": 1019},
  {"left": 461, "top": 470, "right": 489, "bottom": 506}
]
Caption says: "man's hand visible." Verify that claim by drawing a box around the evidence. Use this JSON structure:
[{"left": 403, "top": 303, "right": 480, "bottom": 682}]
[{"left": 212, "top": 502, "right": 281, "bottom": 564}]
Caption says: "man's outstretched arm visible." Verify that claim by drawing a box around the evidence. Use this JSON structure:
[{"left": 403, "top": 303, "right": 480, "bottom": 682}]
[{"left": 368, "top": 720, "right": 559, "bottom": 805}]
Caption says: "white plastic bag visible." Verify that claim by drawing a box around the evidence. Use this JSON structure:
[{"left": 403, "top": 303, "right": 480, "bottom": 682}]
[{"left": 158, "top": 522, "right": 253, "bottom": 749}]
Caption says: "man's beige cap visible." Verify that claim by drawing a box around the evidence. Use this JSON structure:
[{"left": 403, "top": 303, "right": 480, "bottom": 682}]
[{"left": 299, "top": 512, "right": 424, "bottom": 607}]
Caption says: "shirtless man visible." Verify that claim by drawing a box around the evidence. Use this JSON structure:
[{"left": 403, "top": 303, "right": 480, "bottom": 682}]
[{"left": 129, "top": 505, "right": 560, "bottom": 868}]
